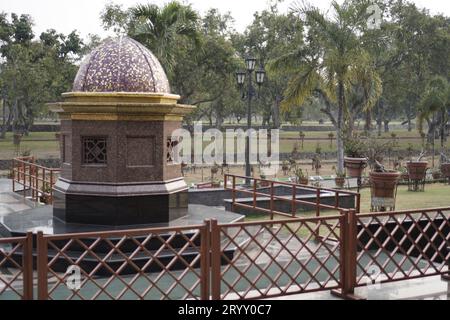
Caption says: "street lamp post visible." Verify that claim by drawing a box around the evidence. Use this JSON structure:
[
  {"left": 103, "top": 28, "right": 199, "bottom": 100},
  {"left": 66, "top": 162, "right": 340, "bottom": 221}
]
[{"left": 236, "top": 57, "right": 266, "bottom": 183}]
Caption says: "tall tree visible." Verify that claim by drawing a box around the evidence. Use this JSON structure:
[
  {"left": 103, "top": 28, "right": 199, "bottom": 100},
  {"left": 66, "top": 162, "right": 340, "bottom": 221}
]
[
  {"left": 232, "top": 3, "right": 304, "bottom": 128},
  {"left": 101, "top": 1, "right": 200, "bottom": 72},
  {"left": 417, "top": 76, "right": 449, "bottom": 161},
  {"left": 269, "top": 1, "right": 381, "bottom": 174},
  {"left": 0, "top": 13, "right": 83, "bottom": 137}
]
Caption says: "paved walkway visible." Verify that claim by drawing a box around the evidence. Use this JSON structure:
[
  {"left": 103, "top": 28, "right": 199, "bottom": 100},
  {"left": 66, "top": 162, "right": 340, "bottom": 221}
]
[
  {"left": 0, "top": 179, "right": 37, "bottom": 224},
  {"left": 266, "top": 276, "right": 450, "bottom": 300}
]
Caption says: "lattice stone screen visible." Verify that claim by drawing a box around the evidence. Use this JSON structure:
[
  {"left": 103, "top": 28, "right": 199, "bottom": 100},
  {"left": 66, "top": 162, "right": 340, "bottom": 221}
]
[{"left": 82, "top": 137, "right": 107, "bottom": 165}]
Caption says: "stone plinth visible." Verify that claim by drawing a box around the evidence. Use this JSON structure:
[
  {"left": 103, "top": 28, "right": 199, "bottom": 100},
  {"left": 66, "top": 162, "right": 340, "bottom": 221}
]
[{"left": 49, "top": 92, "right": 195, "bottom": 225}]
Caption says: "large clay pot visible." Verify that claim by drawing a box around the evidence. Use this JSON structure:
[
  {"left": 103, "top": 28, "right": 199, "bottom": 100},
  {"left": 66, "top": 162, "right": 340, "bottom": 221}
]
[
  {"left": 370, "top": 171, "right": 401, "bottom": 199},
  {"left": 407, "top": 161, "right": 428, "bottom": 180},
  {"left": 335, "top": 176, "right": 345, "bottom": 188},
  {"left": 298, "top": 177, "right": 309, "bottom": 185},
  {"left": 441, "top": 163, "right": 450, "bottom": 179},
  {"left": 344, "top": 157, "right": 368, "bottom": 178}
]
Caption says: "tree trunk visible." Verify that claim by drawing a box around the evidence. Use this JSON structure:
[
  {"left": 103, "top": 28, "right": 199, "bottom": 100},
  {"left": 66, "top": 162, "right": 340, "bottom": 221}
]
[
  {"left": 427, "top": 120, "right": 436, "bottom": 145},
  {"left": 384, "top": 120, "right": 390, "bottom": 133},
  {"left": 364, "top": 110, "right": 372, "bottom": 132},
  {"left": 208, "top": 111, "right": 213, "bottom": 127},
  {"left": 347, "top": 111, "right": 355, "bottom": 138},
  {"left": 440, "top": 110, "right": 446, "bottom": 163},
  {"left": 12, "top": 99, "right": 19, "bottom": 134},
  {"left": 271, "top": 97, "right": 281, "bottom": 129},
  {"left": 406, "top": 104, "right": 412, "bottom": 132},
  {"left": 337, "top": 81, "right": 345, "bottom": 174},
  {"left": 0, "top": 99, "right": 6, "bottom": 139},
  {"left": 376, "top": 100, "right": 382, "bottom": 136},
  {"left": 215, "top": 112, "right": 223, "bottom": 130}
]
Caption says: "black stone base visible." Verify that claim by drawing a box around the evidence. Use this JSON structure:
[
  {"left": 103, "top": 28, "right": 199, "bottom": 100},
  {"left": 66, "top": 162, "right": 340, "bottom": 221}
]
[
  {"left": 53, "top": 190, "right": 189, "bottom": 226},
  {"left": 0, "top": 205, "right": 244, "bottom": 276},
  {"left": 2, "top": 233, "right": 235, "bottom": 276},
  {"left": 0, "top": 204, "right": 244, "bottom": 237}
]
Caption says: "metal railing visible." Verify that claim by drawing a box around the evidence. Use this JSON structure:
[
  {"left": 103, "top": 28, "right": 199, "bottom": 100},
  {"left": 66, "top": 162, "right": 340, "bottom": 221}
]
[
  {"left": 36, "top": 225, "right": 209, "bottom": 300},
  {"left": 0, "top": 211, "right": 448, "bottom": 300},
  {"left": 224, "top": 174, "right": 361, "bottom": 220},
  {"left": 354, "top": 208, "right": 450, "bottom": 286},
  {"left": 0, "top": 233, "right": 33, "bottom": 300},
  {"left": 209, "top": 215, "right": 344, "bottom": 300},
  {"left": 12, "top": 156, "right": 60, "bottom": 204}
]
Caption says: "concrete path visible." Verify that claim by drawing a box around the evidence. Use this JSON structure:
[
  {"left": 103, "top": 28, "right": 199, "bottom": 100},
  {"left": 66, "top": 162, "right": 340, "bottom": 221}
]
[
  {"left": 0, "top": 179, "right": 37, "bottom": 222},
  {"left": 266, "top": 276, "right": 450, "bottom": 300}
]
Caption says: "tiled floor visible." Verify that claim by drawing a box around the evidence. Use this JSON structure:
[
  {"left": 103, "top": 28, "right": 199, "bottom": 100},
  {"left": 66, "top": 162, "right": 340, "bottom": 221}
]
[{"left": 0, "top": 179, "right": 36, "bottom": 226}]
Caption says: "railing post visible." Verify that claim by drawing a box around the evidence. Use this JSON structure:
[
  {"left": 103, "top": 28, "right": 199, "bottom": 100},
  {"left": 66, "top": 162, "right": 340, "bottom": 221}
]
[
  {"left": 332, "top": 209, "right": 360, "bottom": 300},
  {"left": 316, "top": 188, "right": 321, "bottom": 218},
  {"left": 346, "top": 209, "right": 358, "bottom": 295},
  {"left": 22, "top": 232, "right": 34, "bottom": 300},
  {"left": 292, "top": 185, "right": 297, "bottom": 217},
  {"left": 232, "top": 176, "right": 236, "bottom": 212},
  {"left": 42, "top": 167, "right": 46, "bottom": 198},
  {"left": 37, "top": 231, "right": 48, "bottom": 300},
  {"left": 21, "top": 161, "right": 24, "bottom": 192},
  {"left": 50, "top": 170, "right": 54, "bottom": 203},
  {"left": 200, "top": 221, "right": 211, "bottom": 300},
  {"left": 253, "top": 179, "right": 257, "bottom": 208},
  {"left": 28, "top": 163, "right": 32, "bottom": 199},
  {"left": 210, "top": 219, "right": 221, "bottom": 300},
  {"left": 335, "top": 191, "right": 340, "bottom": 209},
  {"left": 12, "top": 159, "right": 15, "bottom": 193},
  {"left": 338, "top": 211, "right": 346, "bottom": 294},
  {"left": 356, "top": 193, "right": 361, "bottom": 213},
  {"left": 270, "top": 181, "right": 275, "bottom": 220}
]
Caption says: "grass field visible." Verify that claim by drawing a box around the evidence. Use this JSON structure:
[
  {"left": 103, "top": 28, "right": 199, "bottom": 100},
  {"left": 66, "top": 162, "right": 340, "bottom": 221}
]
[
  {"left": 2, "top": 129, "right": 447, "bottom": 159},
  {"left": 0, "top": 132, "right": 59, "bottom": 159}
]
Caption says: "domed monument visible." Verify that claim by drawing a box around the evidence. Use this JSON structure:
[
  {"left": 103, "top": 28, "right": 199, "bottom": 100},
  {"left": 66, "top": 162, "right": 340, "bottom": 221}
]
[
  {"left": 49, "top": 36, "right": 195, "bottom": 225},
  {"left": 0, "top": 36, "right": 242, "bottom": 274}
]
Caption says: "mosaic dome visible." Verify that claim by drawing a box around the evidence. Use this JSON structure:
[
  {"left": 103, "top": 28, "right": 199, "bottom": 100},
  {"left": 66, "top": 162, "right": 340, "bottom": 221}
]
[{"left": 72, "top": 36, "right": 170, "bottom": 93}]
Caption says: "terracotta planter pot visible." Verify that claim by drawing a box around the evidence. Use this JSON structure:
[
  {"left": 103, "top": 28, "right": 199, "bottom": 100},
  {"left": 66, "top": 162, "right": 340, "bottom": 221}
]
[
  {"left": 401, "top": 173, "right": 409, "bottom": 181},
  {"left": 298, "top": 177, "right": 309, "bottom": 185},
  {"left": 441, "top": 163, "right": 450, "bottom": 178},
  {"left": 369, "top": 171, "right": 400, "bottom": 199},
  {"left": 406, "top": 162, "right": 428, "bottom": 180},
  {"left": 260, "top": 180, "right": 270, "bottom": 187},
  {"left": 432, "top": 171, "right": 442, "bottom": 180},
  {"left": 344, "top": 157, "right": 368, "bottom": 178},
  {"left": 335, "top": 177, "right": 345, "bottom": 188},
  {"left": 40, "top": 195, "right": 52, "bottom": 205}
]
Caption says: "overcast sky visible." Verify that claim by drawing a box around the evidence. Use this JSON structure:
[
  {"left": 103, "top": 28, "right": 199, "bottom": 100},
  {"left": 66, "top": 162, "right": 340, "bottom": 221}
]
[{"left": 1, "top": 0, "right": 449, "bottom": 40}]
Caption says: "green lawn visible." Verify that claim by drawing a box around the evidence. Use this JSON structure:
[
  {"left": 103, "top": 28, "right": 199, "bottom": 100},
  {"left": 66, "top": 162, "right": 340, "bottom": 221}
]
[
  {"left": 1, "top": 129, "right": 447, "bottom": 159},
  {"left": 0, "top": 132, "right": 59, "bottom": 159},
  {"left": 358, "top": 183, "right": 450, "bottom": 213}
]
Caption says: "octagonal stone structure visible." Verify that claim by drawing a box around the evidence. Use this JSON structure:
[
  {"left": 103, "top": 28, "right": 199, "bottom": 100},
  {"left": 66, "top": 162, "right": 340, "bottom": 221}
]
[{"left": 48, "top": 37, "right": 195, "bottom": 226}]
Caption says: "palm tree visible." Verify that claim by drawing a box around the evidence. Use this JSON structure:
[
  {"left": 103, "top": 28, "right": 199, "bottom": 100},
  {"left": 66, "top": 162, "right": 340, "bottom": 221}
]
[
  {"left": 268, "top": 1, "right": 381, "bottom": 174},
  {"left": 128, "top": 1, "right": 200, "bottom": 71},
  {"left": 417, "top": 76, "right": 450, "bottom": 164}
]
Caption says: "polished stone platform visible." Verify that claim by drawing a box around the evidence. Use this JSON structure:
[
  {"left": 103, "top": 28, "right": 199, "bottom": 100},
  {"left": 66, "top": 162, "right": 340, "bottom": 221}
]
[
  {"left": 0, "top": 203, "right": 243, "bottom": 276},
  {"left": 0, "top": 204, "right": 244, "bottom": 237}
]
